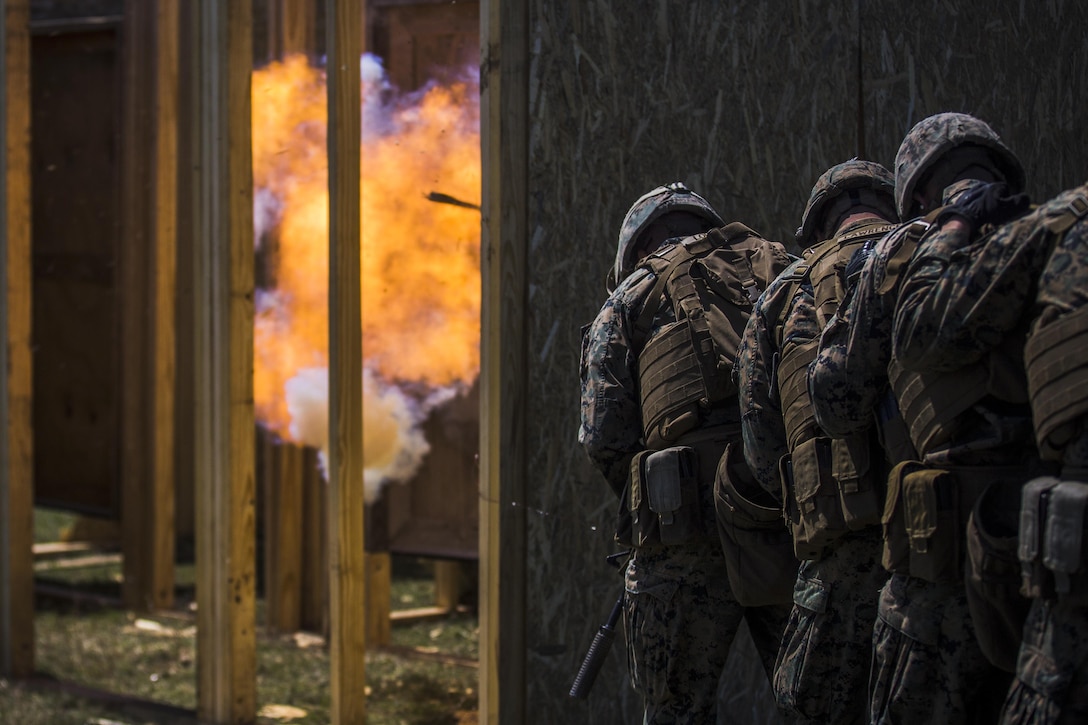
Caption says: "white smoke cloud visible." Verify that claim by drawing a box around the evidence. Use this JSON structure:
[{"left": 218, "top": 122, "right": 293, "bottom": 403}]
[{"left": 284, "top": 366, "right": 433, "bottom": 504}]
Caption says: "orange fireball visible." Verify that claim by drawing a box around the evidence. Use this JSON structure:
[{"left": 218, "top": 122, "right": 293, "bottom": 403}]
[
  {"left": 251, "top": 53, "right": 480, "bottom": 439},
  {"left": 250, "top": 54, "right": 480, "bottom": 497}
]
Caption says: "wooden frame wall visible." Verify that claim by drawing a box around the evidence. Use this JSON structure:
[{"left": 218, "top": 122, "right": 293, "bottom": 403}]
[
  {"left": 0, "top": 0, "right": 34, "bottom": 678},
  {"left": 189, "top": 1, "right": 257, "bottom": 721},
  {"left": 479, "top": 0, "right": 528, "bottom": 721}
]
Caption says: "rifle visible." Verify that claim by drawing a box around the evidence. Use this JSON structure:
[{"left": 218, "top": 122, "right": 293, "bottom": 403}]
[{"left": 568, "top": 550, "right": 630, "bottom": 699}]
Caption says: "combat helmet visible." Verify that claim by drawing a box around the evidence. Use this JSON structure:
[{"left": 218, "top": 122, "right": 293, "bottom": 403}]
[
  {"left": 894, "top": 112, "right": 1024, "bottom": 220},
  {"left": 607, "top": 182, "right": 724, "bottom": 291},
  {"left": 795, "top": 159, "right": 896, "bottom": 249}
]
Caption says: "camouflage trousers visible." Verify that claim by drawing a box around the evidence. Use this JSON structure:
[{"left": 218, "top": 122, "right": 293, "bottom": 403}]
[
  {"left": 772, "top": 529, "right": 887, "bottom": 724},
  {"left": 624, "top": 540, "right": 791, "bottom": 724},
  {"left": 1001, "top": 598, "right": 1088, "bottom": 725},
  {"left": 869, "top": 573, "right": 1012, "bottom": 725}
]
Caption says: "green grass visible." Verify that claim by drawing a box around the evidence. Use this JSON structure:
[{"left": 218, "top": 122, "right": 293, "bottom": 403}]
[{"left": 2, "top": 507, "right": 479, "bottom": 724}]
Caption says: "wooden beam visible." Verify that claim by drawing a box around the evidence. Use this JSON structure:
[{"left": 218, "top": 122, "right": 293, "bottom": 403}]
[
  {"left": 326, "top": 0, "right": 366, "bottom": 721},
  {"left": 434, "top": 559, "right": 462, "bottom": 611},
  {"left": 265, "top": 438, "right": 303, "bottom": 632},
  {"left": 479, "top": 0, "right": 529, "bottom": 722},
  {"left": 268, "top": 0, "right": 316, "bottom": 61},
  {"left": 365, "top": 551, "right": 391, "bottom": 647},
  {"left": 149, "top": 0, "right": 179, "bottom": 613},
  {"left": 0, "top": 0, "right": 34, "bottom": 679},
  {"left": 120, "top": 0, "right": 179, "bottom": 614},
  {"left": 299, "top": 446, "right": 327, "bottom": 634},
  {"left": 189, "top": 1, "right": 257, "bottom": 722}
]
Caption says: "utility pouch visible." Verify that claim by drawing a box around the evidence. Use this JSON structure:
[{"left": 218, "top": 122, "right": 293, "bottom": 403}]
[
  {"left": 833, "top": 434, "right": 882, "bottom": 530},
  {"left": 903, "top": 467, "right": 961, "bottom": 584},
  {"left": 965, "top": 479, "right": 1029, "bottom": 673},
  {"left": 629, "top": 451, "right": 658, "bottom": 548},
  {"left": 643, "top": 446, "right": 702, "bottom": 545},
  {"left": 1019, "top": 476, "right": 1061, "bottom": 599},
  {"left": 785, "top": 437, "right": 847, "bottom": 559},
  {"left": 881, "top": 460, "right": 923, "bottom": 574},
  {"left": 1043, "top": 481, "right": 1088, "bottom": 602},
  {"left": 714, "top": 442, "right": 796, "bottom": 606}
]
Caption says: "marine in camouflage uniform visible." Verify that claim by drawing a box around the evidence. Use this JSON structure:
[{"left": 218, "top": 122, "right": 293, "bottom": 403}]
[
  {"left": 887, "top": 181, "right": 1088, "bottom": 724},
  {"left": 809, "top": 113, "right": 1029, "bottom": 724},
  {"left": 579, "top": 183, "right": 794, "bottom": 723},
  {"left": 736, "top": 160, "right": 899, "bottom": 724}
]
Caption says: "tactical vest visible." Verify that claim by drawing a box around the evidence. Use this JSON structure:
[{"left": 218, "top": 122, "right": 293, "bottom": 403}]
[
  {"left": 1024, "top": 188, "right": 1088, "bottom": 459},
  {"left": 635, "top": 223, "right": 779, "bottom": 449},
  {"left": 888, "top": 329, "right": 1030, "bottom": 457},
  {"left": 623, "top": 224, "right": 788, "bottom": 549},
  {"left": 775, "top": 222, "right": 894, "bottom": 559}
]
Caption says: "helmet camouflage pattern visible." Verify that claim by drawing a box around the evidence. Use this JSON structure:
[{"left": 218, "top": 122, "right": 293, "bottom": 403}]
[
  {"left": 607, "top": 182, "right": 724, "bottom": 291},
  {"left": 795, "top": 159, "right": 896, "bottom": 249},
  {"left": 894, "top": 112, "right": 1025, "bottom": 220}
]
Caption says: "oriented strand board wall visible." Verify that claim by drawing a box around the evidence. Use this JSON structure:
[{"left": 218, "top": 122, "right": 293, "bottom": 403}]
[
  {"left": 522, "top": 1, "right": 1088, "bottom": 722},
  {"left": 860, "top": 0, "right": 1088, "bottom": 204}
]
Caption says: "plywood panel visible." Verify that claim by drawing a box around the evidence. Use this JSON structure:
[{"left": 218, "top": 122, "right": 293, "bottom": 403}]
[
  {"left": 30, "top": 26, "right": 121, "bottom": 515},
  {"left": 370, "top": 0, "right": 478, "bottom": 91},
  {"left": 382, "top": 382, "right": 479, "bottom": 559},
  {"left": 859, "top": 0, "right": 1088, "bottom": 203}
]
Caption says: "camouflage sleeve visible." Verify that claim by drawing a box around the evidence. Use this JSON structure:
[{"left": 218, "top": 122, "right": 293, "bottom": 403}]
[
  {"left": 894, "top": 214, "right": 1055, "bottom": 372},
  {"left": 578, "top": 276, "right": 648, "bottom": 498},
  {"left": 736, "top": 272, "right": 793, "bottom": 495},
  {"left": 809, "top": 235, "right": 897, "bottom": 438}
]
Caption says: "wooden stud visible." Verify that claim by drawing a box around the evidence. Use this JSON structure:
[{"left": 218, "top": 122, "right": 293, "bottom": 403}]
[
  {"left": 265, "top": 438, "right": 303, "bottom": 632},
  {"left": 365, "top": 551, "right": 391, "bottom": 647},
  {"left": 0, "top": 0, "right": 34, "bottom": 679},
  {"left": 326, "top": 0, "right": 366, "bottom": 721},
  {"left": 299, "top": 446, "right": 327, "bottom": 635},
  {"left": 268, "top": 0, "right": 316, "bottom": 61},
  {"left": 434, "top": 559, "right": 462, "bottom": 611},
  {"left": 189, "top": 1, "right": 257, "bottom": 722},
  {"left": 479, "top": 0, "right": 529, "bottom": 721},
  {"left": 120, "top": 0, "right": 179, "bottom": 614}
]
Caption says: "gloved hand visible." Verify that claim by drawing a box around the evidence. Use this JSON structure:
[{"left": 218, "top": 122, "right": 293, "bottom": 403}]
[
  {"left": 844, "top": 241, "right": 872, "bottom": 288},
  {"left": 937, "top": 181, "right": 1031, "bottom": 231}
]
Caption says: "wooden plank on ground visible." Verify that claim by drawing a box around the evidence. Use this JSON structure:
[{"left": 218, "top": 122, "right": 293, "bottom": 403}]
[
  {"left": 479, "top": 0, "right": 529, "bottom": 721},
  {"left": 325, "top": 1, "right": 366, "bottom": 721},
  {"left": 0, "top": 0, "right": 34, "bottom": 679},
  {"left": 189, "top": 0, "right": 257, "bottom": 722}
]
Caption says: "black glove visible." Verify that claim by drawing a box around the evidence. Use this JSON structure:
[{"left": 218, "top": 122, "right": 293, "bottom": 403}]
[
  {"left": 938, "top": 182, "right": 1031, "bottom": 230},
  {"left": 844, "top": 241, "right": 873, "bottom": 287}
]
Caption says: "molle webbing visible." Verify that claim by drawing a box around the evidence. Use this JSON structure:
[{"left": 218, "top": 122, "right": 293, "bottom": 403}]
[
  {"left": 778, "top": 338, "right": 820, "bottom": 450},
  {"left": 1042, "top": 188, "right": 1088, "bottom": 235},
  {"left": 876, "top": 211, "right": 942, "bottom": 296},
  {"left": 638, "top": 320, "right": 706, "bottom": 440},
  {"left": 809, "top": 223, "right": 895, "bottom": 323},
  {"left": 1026, "top": 306, "right": 1088, "bottom": 452},
  {"left": 775, "top": 224, "right": 892, "bottom": 451},
  {"left": 889, "top": 359, "right": 989, "bottom": 455},
  {"left": 633, "top": 234, "right": 716, "bottom": 343}
]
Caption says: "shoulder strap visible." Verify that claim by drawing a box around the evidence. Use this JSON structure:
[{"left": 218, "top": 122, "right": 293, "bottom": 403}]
[
  {"left": 876, "top": 212, "right": 941, "bottom": 295},
  {"left": 1042, "top": 187, "right": 1088, "bottom": 235},
  {"left": 632, "top": 234, "right": 715, "bottom": 344}
]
